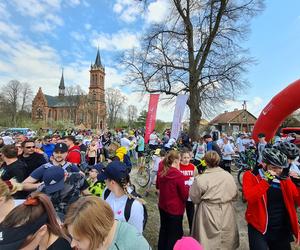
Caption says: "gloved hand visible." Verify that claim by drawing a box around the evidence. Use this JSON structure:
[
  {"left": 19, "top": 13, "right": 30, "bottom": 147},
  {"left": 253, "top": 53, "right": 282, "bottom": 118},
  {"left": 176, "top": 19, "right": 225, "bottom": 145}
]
[{"left": 264, "top": 170, "right": 275, "bottom": 183}]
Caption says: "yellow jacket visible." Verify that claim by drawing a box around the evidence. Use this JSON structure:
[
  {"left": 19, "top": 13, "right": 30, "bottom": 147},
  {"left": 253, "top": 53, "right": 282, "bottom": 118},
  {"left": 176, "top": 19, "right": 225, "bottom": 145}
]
[{"left": 115, "top": 146, "right": 127, "bottom": 162}]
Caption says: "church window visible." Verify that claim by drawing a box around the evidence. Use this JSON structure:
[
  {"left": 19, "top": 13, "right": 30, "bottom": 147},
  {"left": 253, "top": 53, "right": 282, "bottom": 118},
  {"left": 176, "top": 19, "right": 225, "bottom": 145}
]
[{"left": 36, "top": 108, "right": 43, "bottom": 119}]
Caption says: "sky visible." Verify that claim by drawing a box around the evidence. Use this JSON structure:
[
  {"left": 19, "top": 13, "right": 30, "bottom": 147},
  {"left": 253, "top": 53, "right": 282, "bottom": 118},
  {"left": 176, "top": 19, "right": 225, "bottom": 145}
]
[{"left": 0, "top": 0, "right": 300, "bottom": 122}]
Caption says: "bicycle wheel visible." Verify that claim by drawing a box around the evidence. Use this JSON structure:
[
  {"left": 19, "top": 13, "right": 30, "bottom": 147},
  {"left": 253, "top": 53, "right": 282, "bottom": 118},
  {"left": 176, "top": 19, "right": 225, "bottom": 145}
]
[
  {"left": 136, "top": 166, "right": 150, "bottom": 188},
  {"left": 237, "top": 170, "right": 245, "bottom": 187}
]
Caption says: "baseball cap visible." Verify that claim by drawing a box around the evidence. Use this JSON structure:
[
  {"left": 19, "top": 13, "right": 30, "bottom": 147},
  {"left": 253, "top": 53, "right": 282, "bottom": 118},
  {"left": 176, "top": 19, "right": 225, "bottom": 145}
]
[
  {"left": 258, "top": 133, "right": 266, "bottom": 138},
  {"left": 90, "top": 163, "right": 105, "bottom": 173},
  {"left": 174, "top": 237, "right": 204, "bottom": 250},
  {"left": 43, "top": 166, "right": 65, "bottom": 194},
  {"left": 98, "top": 161, "right": 129, "bottom": 182},
  {"left": 54, "top": 143, "right": 68, "bottom": 153}
]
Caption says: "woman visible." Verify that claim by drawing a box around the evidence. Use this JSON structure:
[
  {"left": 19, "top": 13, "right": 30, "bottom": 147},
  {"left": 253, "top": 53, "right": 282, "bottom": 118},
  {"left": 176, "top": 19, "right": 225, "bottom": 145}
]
[
  {"left": 243, "top": 147, "right": 300, "bottom": 250},
  {"left": 179, "top": 148, "right": 197, "bottom": 233},
  {"left": 0, "top": 179, "right": 24, "bottom": 223},
  {"left": 87, "top": 139, "right": 98, "bottom": 165},
  {"left": 64, "top": 196, "right": 151, "bottom": 250},
  {"left": 0, "top": 192, "right": 72, "bottom": 249},
  {"left": 101, "top": 161, "right": 145, "bottom": 233},
  {"left": 156, "top": 150, "right": 189, "bottom": 250},
  {"left": 192, "top": 137, "right": 206, "bottom": 166},
  {"left": 190, "top": 151, "right": 239, "bottom": 250}
]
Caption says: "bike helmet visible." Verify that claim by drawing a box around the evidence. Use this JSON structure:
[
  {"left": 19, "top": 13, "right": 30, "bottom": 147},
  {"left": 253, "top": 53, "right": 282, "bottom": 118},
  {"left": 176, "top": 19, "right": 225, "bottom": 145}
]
[
  {"left": 274, "top": 141, "right": 300, "bottom": 160},
  {"left": 262, "top": 148, "right": 288, "bottom": 168}
]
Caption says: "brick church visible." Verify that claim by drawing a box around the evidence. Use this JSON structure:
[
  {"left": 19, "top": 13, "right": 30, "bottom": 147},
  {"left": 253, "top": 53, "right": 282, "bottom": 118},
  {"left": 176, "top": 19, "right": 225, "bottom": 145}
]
[{"left": 32, "top": 49, "right": 106, "bottom": 130}]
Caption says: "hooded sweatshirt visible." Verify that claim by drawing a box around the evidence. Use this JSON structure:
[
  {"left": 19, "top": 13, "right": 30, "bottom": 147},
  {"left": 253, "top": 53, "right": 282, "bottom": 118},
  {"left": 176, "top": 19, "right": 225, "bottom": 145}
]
[{"left": 156, "top": 166, "right": 189, "bottom": 215}]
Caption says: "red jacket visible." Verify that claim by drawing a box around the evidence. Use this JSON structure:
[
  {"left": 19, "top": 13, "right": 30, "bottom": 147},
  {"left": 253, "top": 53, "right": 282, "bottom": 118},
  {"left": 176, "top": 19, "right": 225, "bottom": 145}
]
[
  {"left": 156, "top": 166, "right": 189, "bottom": 215},
  {"left": 66, "top": 145, "right": 81, "bottom": 164},
  {"left": 243, "top": 170, "right": 300, "bottom": 242}
]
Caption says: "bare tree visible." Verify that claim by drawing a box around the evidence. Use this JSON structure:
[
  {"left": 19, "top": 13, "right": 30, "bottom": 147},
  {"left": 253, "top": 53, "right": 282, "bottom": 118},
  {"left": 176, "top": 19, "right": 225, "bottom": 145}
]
[
  {"left": 20, "top": 82, "right": 33, "bottom": 112},
  {"left": 106, "top": 88, "right": 127, "bottom": 128},
  {"left": 124, "top": 0, "right": 264, "bottom": 140},
  {"left": 127, "top": 104, "right": 138, "bottom": 127}
]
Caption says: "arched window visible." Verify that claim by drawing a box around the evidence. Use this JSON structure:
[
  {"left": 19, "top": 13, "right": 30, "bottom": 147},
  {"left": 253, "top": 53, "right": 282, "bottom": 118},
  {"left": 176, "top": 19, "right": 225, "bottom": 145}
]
[{"left": 95, "top": 74, "right": 98, "bottom": 85}]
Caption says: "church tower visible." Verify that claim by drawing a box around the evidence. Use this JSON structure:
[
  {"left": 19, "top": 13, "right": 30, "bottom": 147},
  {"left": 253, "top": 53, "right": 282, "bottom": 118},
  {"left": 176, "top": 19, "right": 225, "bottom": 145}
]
[
  {"left": 58, "top": 69, "right": 65, "bottom": 97},
  {"left": 88, "top": 49, "right": 106, "bottom": 129}
]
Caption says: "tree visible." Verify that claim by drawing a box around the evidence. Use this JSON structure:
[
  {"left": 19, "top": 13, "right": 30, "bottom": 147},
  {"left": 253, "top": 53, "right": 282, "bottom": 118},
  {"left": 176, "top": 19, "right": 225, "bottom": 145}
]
[
  {"left": 127, "top": 104, "right": 138, "bottom": 127},
  {"left": 124, "top": 0, "right": 264, "bottom": 140},
  {"left": 106, "top": 88, "right": 127, "bottom": 128},
  {"left": 135, "top": 110, "right": 147, "bottom": 128},
  {"left": 20, "top": 82, "right": 33, "bottom": 112}
]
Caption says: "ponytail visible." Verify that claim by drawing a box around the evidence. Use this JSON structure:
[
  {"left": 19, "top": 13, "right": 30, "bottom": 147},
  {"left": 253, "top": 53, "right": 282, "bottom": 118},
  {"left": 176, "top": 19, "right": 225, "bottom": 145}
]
[
  {"left": 161, "top": 150, "right": 180, "bottom": 176},
  {"left": 117, "top": 178, "right": 146, "bottom": 205}
]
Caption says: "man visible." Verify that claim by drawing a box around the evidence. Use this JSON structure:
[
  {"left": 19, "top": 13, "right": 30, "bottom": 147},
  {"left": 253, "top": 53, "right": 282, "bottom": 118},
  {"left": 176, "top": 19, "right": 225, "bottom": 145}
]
[
  {"left": 42, "top": 135, "right": 55, "bottom": 159},
  {"left": 64, "top": 135, "right": 81, "bottom": 165},
  {"left": 256, "top": 133, "right": 267, "bottom": 164},
  {"left": 236, "top": 133, "right": 246, "bottom": 153},
  {"left": 20, "top": 139, "right": 48, "bottom": 177},
  {"left": 149, "top": 130, "right": 159, "bottom": 150},
  {"left": 203, "top": 134, "right": 222, "bottom": 157},
  {"left": 0, "top": 145, "right": 27, "bottom": 198},
  {"left": 120, "top": 133, "right": 131, "bottom": 151},
  {"left": 22, "top": 143, "right": 88, "bottom": 193},
  {"left": 221, "top": 136, "right": 235, "bottom": 173},
  {"left": 15, "top": 134, "right": 27, "bottom": 144}
]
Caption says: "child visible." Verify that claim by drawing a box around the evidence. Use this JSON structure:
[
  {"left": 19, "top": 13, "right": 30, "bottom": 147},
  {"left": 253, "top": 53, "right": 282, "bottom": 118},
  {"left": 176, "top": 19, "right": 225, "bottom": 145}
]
[
  {"left": 145, "top": 148, "right": 166, "bottom": 197},
  {"left": 179, "top": 148, "right": 198, "bottom": 233},
  {"left": 87, "top": 164, "right": 106, "bottom": 197}
]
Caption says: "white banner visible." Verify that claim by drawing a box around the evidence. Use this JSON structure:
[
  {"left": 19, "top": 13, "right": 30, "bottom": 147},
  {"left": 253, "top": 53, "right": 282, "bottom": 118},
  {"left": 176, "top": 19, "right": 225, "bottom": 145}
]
[{"left": 170, "top": 94, "right": 189, "bottom": 140}]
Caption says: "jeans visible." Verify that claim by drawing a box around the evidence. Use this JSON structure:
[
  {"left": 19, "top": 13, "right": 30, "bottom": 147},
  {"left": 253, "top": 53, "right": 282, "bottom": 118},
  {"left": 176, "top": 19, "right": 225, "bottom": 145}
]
[{"left": 158, "top": 208, "right": 183, "bottom": 250}]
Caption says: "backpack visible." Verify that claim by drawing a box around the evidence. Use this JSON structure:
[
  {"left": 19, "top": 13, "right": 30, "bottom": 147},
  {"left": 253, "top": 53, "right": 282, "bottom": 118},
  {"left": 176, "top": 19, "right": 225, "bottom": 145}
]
[
  {"left": 123, "top": 154, "right": 132, "bottom": 170},
  {"left": 103, "top": 188, "right": 148, "bottom": 230}
]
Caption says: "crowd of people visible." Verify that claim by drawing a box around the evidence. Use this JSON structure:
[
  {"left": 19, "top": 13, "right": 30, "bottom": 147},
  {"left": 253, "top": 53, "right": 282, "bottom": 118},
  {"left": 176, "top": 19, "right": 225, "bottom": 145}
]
[{"left": 0, "top": 128, "right": 300, "bottom": 249}]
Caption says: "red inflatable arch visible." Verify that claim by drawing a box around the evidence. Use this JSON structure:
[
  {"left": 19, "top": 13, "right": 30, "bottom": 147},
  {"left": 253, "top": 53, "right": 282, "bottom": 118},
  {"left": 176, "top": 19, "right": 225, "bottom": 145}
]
[{"left": 253, "top": 79, "right": 300, "bottom": 142}]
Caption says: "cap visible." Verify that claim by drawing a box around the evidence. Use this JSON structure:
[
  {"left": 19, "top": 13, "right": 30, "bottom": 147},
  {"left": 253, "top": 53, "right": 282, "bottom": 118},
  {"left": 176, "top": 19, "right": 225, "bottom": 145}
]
[
  {"left": 174, "top": 237, "right": 204, "bottom": 250},
  {"left": 54, "top": 143, "right": 68, "bottom": 153},
  {"left": 90, "top": 163, "right": 105, "bottom": 174},
  {"left": 43, "top": 166, "right": 65, "bottom": 194},
  {"left": 0, "top": 214, "right": 48, "bottom": 250},
  {"left": 258, "top": 133, "right": 266, "bottom": 138},
  {"left": 98, "top": 161, "right": 129, "bottom": 182}
]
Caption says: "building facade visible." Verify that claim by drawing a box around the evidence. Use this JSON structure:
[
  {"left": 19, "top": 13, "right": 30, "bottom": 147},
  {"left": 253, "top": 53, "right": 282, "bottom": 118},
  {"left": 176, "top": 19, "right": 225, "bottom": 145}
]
[
  {"left": 32, "top": 50, "right": 106, "bottom": 130},
  {"left": 209, "top": 108, "right": 257, "bottom": 134}
]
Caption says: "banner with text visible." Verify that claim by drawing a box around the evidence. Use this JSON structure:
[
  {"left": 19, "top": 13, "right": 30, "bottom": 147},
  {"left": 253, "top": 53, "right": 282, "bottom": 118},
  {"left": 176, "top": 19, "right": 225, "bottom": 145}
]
[
  {"left": 170, "top": 94, "right": 189, "bottom": 140},
  {"left": 145, "top": 94, "right": 160, "bottom": 143}
]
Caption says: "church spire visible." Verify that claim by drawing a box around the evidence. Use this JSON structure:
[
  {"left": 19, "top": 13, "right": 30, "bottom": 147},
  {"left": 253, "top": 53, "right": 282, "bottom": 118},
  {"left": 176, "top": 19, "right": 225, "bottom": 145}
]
[
  {"left": 59, "top": 68, "right": 65, "bottom": 97},
  {"left": 94, "top": 47, "right": 102, "bottom": 68}
]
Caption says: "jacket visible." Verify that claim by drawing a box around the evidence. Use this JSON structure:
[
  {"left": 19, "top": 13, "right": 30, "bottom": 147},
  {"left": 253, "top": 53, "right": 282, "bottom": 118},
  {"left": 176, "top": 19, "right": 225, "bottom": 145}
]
[
  {"left": 190, "top": 167, "right": 239, "bottom": 250},
  {"left": 66, "top": 145, "right": 81, "bottom": 164},
  {"left": 243, "top": 170, "right": 300, "bottom": 242},
  {"left": 156, "top": 166, "right": 188, "bottom": 215}
]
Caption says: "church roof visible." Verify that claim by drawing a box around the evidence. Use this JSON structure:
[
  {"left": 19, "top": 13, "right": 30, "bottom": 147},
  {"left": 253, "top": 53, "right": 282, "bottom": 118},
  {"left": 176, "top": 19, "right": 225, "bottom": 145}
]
[{"left": 44, "top": 95, "right": 80, "bottom": 108}]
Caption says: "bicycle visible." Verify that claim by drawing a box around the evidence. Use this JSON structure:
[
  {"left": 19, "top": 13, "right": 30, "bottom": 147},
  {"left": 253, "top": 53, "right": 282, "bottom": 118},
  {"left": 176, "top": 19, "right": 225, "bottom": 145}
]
[
  {"left": 136, "top": 160, "right": 151, "bottom": 188},
  {"left": 237, "top": 149, "right": 257, "bottom": 186}
]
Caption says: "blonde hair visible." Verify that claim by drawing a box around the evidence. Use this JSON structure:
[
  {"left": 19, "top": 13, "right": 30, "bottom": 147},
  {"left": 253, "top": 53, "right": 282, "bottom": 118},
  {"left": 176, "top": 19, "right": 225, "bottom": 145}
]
[
  {"left": 64, "top": 196, "right": 114, "bottom": 250},
  {"left": 161, "top": 150, "right": 180, "bottom": 176},
  {"left": 203, "top": 151, "right": 220, "bottom": 168}
]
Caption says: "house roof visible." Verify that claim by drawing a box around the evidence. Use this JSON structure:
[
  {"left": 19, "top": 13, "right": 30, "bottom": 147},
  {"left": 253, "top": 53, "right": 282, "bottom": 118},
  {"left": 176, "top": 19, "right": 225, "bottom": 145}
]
[
  {"left": 210, "top": 109, "right": 257, "bottom": 124},
  {"left": 44, "top": 95, "right": 80, "bottom": 108}
]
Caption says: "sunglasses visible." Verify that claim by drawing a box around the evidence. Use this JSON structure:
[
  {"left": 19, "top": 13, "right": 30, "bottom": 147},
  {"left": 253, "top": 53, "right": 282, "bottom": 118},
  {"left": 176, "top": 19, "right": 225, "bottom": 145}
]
[{"left": 25, "top": 146, "right": 36, "bottom": 149}]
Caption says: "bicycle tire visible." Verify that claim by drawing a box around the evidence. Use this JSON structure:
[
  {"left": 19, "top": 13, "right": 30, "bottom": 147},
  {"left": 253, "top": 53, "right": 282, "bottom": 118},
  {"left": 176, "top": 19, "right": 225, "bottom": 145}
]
[{"left": 136, "top": 165, "right": 150, "bottom": 188}]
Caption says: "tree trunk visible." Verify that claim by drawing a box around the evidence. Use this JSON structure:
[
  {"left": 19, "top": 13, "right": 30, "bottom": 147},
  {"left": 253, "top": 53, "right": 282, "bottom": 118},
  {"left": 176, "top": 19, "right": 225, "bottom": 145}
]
[{"left": 188, "top": 87, "right": 202, "bottom": 141}]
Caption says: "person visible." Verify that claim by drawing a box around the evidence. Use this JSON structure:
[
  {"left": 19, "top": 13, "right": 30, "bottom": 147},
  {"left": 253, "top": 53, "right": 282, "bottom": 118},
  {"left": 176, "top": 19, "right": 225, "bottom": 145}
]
[
  {"left": 0, "top": 192, "right": 72, "bottom": 249},
  {"left": 0, "top": 137, "right": 5, "bottom": 148},
  {"left": 243, "top": 148, "right": 300, "bottom": 250},
  {"left": 64, "top": 135, "right": 81, "bottom": 165},
  {"left": 120, "top": 133, "right": 131, "bottom": 152},
  {"left": 87, "top": 164, "right": 106, "bottom": 197},
  {"left": 1, "top": 133, "right": 14, "bottom": 145},
  {"left": 203, "top": 134, "right": 222, "bottom": 156},
  {"left": 87, "top": 139, "right": 98, "bottom": 165},
  {"left": 42, "top": 136, "right": 55, "bottom": 159},
  {"left": 164, "top": 137, "right": 177, "bottom": 151},
  {"left": 236, "top": 133, "right": 246, "bottom": 153},
  {"left": 101, "top": 161, "right": 145, "bottom": 233},
  {"left": 0, "top": 179, "right": 24, "bottom": 223},
  {"left": 192, "top": 137, "right": 206, "bottom": 166},
  {"left": 144, "top": 148, "right": 166, "bottom": 197},
  {"left": 63, "top": 196, "right": 151, "bottom": 250},
  {"left": 221, "top": 136, "right": 235, "bottom": 173},
  {"left": 20, "top": 139, "right": 48, "bottom": 177},
  {"left": 174, "top": 237, "right": 204, "bottom": 250},
  {"left": 190, "top": 151, "right": 239, "bottom": 250},
  {"left": 149, "top": 130, "right": 159, "bottom": 150},
  {"left": 156, "top": 150, "right": 189, "bottom": 250},
  {"left": 0, "top": 145, "right": 27, "bottom": 199},
  {"left": 137, "top": 133, "right": 145, "bottom": 167},
  {"left": 256, "top": 133, "right": 268, "bottom": 164},
  {"left": 179, "top": 148, "right": 197, "bottom": 233}
]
